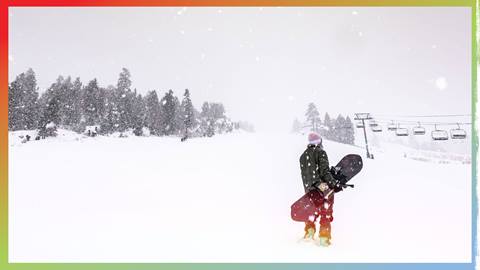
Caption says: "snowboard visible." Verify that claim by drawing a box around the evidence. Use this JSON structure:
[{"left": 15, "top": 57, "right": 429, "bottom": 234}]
[{"left": 290, "top": 154, "right": 363, "bottom": 222}]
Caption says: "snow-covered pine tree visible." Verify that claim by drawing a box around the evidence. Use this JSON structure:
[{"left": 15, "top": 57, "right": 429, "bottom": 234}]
[
  {"left": 224, "top": 118, "right": 234, "bottom": 133},
  {"left": 82, "top": 79, "right": 103, "bottom": 126},
  {"left": 237, "top": 121, "right": 255, "bottom": 132},
  {"left": 131, "top": 90, "right": 146, "bottom": 136},
  {"left": 36, "top": 76, "right": 60, "bottom": 136},
  {"left": 209, "top": 103, "right": 226, "bottom": 134},
  {"left": 116, "top": 68, "right": 134, "bottom": 132},
  {"left": 8, "top": 84, "right": 15, "bottom": 129},
  {"left": 305, "top": 103, "right": 321, "bottom": 132},
  {"left": 191, "top": 106, "right": 202, "bottom": 136},
  {"left": 100, "top": 86, "right": 119, "bottom": 134},
  {"left": 333, "top": 114, "right": 346, "bottom": 143},
  {"left": 344, "top": 116, "right": 355, "bottom": 145},
  {"left": 8, "top": 68, "right": 40, "bottom": 130},
  {"left": 200, "top": 102, "right": 214, "bottom": 137},
  {"left": 181, "top": 89, "right": 196, "bottom": 138},
  {"left": 37, "top": 94, "right": 60, "bottom": 137},
  {"left": 117, "top": 68, "right": 132, "bottom": 91},
  {"left": 145, "top": 90, "right": 162, "bottom": 135},
  {"left": 322, "top": 113, "right": 332, "bottom": 139},
  {"left": 97, "top": 87, "right": 107, "bottom": 124},
  {"left": 56, "top": 76, "right": 79, "bottom": 128},
  {"left": 159, "top": 90, "right": 177, "bottom": 136},
  {"left": 40, "top": 75, "right": 76, "bottom": 129},
  {"left": 68, "top": 77, "right": 83, "bottom": 131},
  {"left": 173, "top": 95, "right": 183, "bottom": 136}
]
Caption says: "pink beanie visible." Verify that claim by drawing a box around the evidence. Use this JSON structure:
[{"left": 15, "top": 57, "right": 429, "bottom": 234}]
[{"left": 308, "top": 132, "right": 322, "bottom": 145}]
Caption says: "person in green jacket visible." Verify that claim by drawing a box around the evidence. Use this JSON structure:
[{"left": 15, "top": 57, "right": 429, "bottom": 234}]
[{"left": 299, "top": 132, "right": 339, "bottom": 246}]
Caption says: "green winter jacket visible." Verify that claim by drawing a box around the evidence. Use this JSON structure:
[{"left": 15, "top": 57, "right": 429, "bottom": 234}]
[{"left": 299, "top": 144, "right": 335, "bottom": 192}]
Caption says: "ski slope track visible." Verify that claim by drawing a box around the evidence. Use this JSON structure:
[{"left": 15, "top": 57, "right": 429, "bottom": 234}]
[{"left": 8, "top": 130, "right": 471, "bottom": 262}]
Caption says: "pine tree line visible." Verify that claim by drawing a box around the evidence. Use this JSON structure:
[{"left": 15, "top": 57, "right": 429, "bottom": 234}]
[
  {"left": 293, "top": 102, "right": 355, "bottom": 145},
  {"left": 9, "top": 68, "right": 238, "bottom": 139}
]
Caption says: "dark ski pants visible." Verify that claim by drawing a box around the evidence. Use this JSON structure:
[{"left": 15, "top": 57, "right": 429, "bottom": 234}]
[{"left": 304, "top": 193, "right": 334, "bottom": 239}]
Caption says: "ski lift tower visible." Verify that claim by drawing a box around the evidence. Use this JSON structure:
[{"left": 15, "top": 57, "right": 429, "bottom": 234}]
[{"left": 354, "top": 113, "right": 374, "bottom": 159}]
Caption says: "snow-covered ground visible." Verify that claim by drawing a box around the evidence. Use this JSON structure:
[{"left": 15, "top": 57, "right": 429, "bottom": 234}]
[{"left": 8, "top": 130, "right": 471, "bottom": 262}]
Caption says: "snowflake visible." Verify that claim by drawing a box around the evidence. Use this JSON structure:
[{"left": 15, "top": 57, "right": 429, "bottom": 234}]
[
  {"left": 435, "top": 77, "right": 448, "bottom": 90},
  {"left": 45, "top": 122, "right": 56, "bottom": 129},
  {"left": 177, "top": 7, "right": 187, "bottom": 15}
]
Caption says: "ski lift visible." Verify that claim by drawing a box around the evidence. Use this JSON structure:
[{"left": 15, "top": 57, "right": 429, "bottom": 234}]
[
  {"left": 356, "top": 121, "right": 364, "bottom": 128},
  {"left": 431, "top": 125, "right": 449, "bottom": 141},
  {"left": 371, "top": 125, "right": 383, "bottom": 132},
  {"left": 412, "top": 122, "right": 426, "bottom": 135},
  {"left": 387, "top": 121, "right": 397, "bottom": 131},
  {"left": 395, "top": 124, "right": 409, "bottom": 136},
  {"left": 369, "top": 120, "right": 379, "bottom": 127},
  {"left": 450, "top": 123, "right": 467, "bottom": 139}
]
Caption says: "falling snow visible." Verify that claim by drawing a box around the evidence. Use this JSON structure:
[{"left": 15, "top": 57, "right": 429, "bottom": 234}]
[{"left": 435, "top": 77, "right": 448, "bottom": 90}]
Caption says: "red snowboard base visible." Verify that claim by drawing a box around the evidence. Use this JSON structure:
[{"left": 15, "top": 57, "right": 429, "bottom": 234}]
[{"left": 291, "top": 189, "right": 329, "bottom": 222}]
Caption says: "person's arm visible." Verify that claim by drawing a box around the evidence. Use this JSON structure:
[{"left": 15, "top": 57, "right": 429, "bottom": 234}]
[{"left": 317, "top": 150, "right": 336, "bottom": 188}]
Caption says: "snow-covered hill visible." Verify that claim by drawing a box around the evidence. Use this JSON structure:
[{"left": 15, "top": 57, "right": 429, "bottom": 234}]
[{"left": 8, "top": 131, "right": 471, "bottom": 262}]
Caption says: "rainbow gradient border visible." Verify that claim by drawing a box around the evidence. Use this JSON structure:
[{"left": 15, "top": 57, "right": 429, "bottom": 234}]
[{"left": 0, "top": 1, "right": 477, "bottom": 269}]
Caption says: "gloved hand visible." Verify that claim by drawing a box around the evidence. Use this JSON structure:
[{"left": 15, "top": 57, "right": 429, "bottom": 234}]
[{"left": 317, "top": 182, "right": 329, "bottom": 192}]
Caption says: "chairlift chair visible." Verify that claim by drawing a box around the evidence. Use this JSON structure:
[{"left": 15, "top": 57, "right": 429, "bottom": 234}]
[
  {"left": 412, "top": 122, "right": 426, "bottom": 135},
  {"left": 395, "top": 125, "right": 409, "bottom": 136},
  {"left": 450, "top": 123, "right": 467, "bottom": 139},
  {"left": 371, "top": 125, "right": 383, "bottom": 132},
  {"left": 387, "top": 121, "right": 397, "bottom": 131},
  {"left": 369, "top": 120, "right": 379, "bottom": 127},
  {"left": 356, "top": 121, "right": 364, "bottom": 128},
  {"left": 431, "top": 125, "right": 449, "bottom": 141}
]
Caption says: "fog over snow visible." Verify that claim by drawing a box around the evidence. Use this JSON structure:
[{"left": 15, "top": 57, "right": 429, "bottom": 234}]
[{"left": 9, "top": 7, "right": 471, "bottom": 132}]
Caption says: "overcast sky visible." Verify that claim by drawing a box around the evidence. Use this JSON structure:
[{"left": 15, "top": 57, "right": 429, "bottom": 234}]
[{"left": 9, "top": 7, "right": 471, "bottom": 132}]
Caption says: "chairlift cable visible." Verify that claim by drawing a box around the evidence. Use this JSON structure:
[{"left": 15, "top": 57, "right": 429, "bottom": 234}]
[
  {"left": 373, "top": 118, "right": 472, "bottom": 126},
  {"left": 372, "top": 114, "right": 471, "bottom": 118}
]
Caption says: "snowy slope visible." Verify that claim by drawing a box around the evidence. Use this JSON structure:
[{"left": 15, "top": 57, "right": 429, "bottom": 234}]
[
  {"left": 368, "top": 141, "right": 471, "bottom": 165},
  {"left": 8, "top": 132, "right": 471, "bottom": 262}
]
